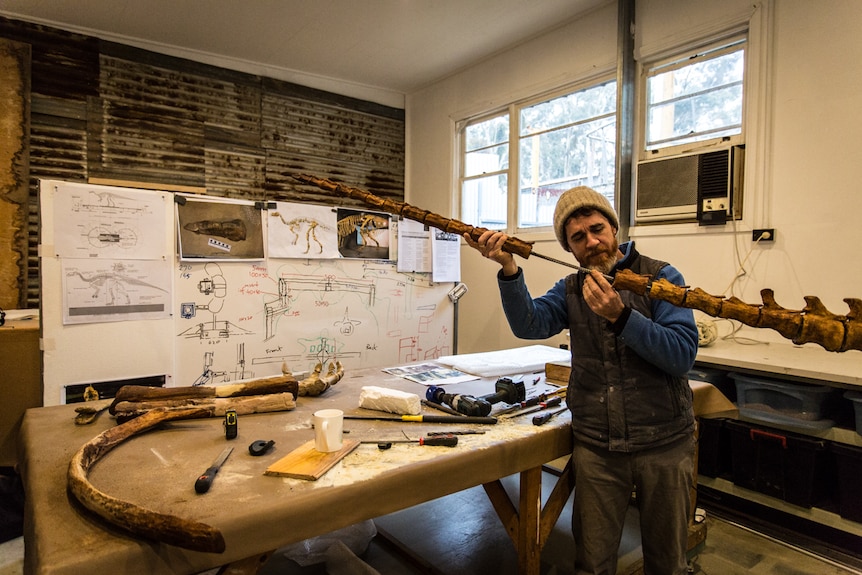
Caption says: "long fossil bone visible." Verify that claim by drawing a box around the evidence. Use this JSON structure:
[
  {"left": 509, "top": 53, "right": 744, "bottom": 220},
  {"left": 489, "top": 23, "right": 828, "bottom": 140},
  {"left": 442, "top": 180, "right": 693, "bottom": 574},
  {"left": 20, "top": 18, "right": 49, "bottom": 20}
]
[
  {"left": 68, "top": 407, "right": 228, "bottom": 553},
  {"left": 70, "top": 373, "right": 303, "bottom": 550},
  {"left": 292, "top": 173, "right": 862, "bottom": 353},
  {"left": 613, "top": 269, "right": 862, "bottom": 353}
]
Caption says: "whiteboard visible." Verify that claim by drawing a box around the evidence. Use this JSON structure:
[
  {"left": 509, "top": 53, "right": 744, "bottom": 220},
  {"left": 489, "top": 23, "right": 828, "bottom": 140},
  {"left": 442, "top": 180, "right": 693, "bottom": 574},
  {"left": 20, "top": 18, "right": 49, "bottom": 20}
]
[{"left": 39, "top": 180, "right": 455, "bottom": 405}]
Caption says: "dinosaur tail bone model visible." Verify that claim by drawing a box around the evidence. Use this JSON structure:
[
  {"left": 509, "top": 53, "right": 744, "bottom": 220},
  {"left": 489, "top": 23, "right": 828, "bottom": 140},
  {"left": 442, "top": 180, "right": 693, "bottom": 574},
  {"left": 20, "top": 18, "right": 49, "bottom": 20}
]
[{"left": 292, "top": 173, "right": 862, "bottom": 354}]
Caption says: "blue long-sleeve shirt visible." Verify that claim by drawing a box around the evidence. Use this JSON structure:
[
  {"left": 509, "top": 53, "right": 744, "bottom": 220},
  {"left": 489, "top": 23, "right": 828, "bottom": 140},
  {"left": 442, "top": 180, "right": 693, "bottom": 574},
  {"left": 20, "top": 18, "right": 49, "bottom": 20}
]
[{"left": 497, "top": 241, "right": 697, "bottom": 377}]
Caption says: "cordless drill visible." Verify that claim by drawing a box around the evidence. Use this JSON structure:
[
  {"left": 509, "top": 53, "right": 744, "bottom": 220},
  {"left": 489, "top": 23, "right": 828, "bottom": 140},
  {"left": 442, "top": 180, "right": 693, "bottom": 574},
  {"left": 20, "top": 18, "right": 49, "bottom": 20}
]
[
  {"left": 425, "top": 378, "right": 526, "bottom": 417},
  {"left": 425, "top": 386, "right": 493, "bottom": 417}
]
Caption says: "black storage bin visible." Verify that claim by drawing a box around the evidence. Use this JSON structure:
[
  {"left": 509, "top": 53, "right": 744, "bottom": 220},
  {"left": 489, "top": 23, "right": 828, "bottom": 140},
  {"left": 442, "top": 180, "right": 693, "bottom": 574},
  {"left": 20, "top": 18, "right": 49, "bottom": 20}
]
[
  {"left": 831, "top": 442, "right": 862, "bottom": 523},
  {"left": 726, "top": 419, "right": 833, "bottom": 508},
  {"left": 689, "top": 367, "right": 736, "bottom": 402},
  {"left": 697, "top": 417, "right": 731, "bottom": 478}
]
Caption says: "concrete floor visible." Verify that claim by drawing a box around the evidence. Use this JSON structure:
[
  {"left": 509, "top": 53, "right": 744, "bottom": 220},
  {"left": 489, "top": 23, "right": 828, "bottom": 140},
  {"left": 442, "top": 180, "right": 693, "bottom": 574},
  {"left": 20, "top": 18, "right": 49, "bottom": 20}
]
[
  {"left": 257, "top": 471, "right": 862, "bottom": 575},
  {"left": 2, "top": 470, "right": 860, "bottom": 575}
]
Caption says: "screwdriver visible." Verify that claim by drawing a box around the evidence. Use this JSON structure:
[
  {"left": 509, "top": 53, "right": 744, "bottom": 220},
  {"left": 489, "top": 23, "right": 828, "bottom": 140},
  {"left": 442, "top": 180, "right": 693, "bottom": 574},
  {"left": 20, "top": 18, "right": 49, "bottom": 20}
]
[
  {"left": 194, "top": 446, "right": 233, "bottom": 494},
  {"left": 345, "top": 413, "right": 497, "bottom": 424},
  {"left": 532, "top": 406, "right": 568, "bottom": 426},
  {"left": 500, "top": 396, "right": 563, "bottom": 419},
  {"left": 361, "top": 434, "right": 459, "bottom": 450}
]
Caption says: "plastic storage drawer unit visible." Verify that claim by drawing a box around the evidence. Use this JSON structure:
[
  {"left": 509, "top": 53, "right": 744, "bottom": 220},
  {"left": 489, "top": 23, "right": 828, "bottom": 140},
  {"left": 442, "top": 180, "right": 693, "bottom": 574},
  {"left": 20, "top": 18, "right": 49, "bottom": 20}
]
[
  {"left": 831, "top": 442, "right": 862, "bottom": 523},
  {"left": 846, "top": 391, "right": 862, "bottom": 436},
  {"left": 730, "top": 372, "right": 837, "bottom": 429},
  {"left": 725, "top": 419, "right": 833, "bottom": 508}
]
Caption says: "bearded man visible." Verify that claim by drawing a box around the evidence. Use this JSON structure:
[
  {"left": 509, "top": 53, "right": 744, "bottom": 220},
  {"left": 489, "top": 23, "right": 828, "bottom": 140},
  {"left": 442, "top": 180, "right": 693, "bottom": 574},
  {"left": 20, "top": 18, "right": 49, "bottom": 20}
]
[{"left": 464, "top": 186, "right": 698, "bottom": 575}]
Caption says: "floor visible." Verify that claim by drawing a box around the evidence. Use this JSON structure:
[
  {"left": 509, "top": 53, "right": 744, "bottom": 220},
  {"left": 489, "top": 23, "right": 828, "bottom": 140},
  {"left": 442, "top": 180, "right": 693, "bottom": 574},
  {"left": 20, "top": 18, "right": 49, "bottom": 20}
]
[
  {"left": 253, "top": 470, "right": 862, "bottom": 575},
  {"left": 2, "top": 469, "right": 861, "bottom": 575}
]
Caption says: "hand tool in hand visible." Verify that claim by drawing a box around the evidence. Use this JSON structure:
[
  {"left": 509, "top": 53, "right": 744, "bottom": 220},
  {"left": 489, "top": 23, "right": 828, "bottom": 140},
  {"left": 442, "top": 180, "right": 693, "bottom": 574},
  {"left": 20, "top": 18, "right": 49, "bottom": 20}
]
[
  {"left": 532, "top": 406, "right": 568, "bottom": 426},
  {"left": 195, "top": 446, "right": 233, "bottom": 494},
  {"left": 248, "top": 439, "right": 275, "bottom": 456},
  {"left": 363, "top": 434, "right": 459, "bottom": 450},
  {"left": 345, "top": 412, "right": 497, "bottom": 424},
  {"left": 500, "top": 396, "right": 563, "bottom": 419}
]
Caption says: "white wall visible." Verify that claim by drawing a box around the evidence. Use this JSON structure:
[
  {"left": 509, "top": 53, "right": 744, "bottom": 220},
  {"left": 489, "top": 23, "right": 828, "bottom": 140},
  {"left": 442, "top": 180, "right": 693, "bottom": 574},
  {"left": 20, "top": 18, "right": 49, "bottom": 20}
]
[{"left": 406, "top": 0, "right": 862, "bottom": 355}]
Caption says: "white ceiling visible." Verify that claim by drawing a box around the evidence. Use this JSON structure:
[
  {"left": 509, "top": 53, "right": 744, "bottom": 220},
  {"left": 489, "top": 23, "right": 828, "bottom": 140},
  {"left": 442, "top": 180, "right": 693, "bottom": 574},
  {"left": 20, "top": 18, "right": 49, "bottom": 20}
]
[{"left": 0, "top": 0, "right": 607, "bottom": 104}]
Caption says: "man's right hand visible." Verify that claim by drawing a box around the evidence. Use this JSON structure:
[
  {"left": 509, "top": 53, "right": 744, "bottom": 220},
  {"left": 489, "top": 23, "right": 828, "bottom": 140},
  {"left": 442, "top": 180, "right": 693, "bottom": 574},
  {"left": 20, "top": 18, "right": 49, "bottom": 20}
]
[{"left": 463, "top": 231, "right": 518, "bottom": 276}]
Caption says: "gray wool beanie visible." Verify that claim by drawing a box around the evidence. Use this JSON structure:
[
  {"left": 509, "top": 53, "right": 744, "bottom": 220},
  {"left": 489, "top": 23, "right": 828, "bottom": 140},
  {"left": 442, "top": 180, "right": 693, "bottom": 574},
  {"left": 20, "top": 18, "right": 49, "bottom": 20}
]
[{"left": 553, "top": 186, "right": 619, "bottom": 251}]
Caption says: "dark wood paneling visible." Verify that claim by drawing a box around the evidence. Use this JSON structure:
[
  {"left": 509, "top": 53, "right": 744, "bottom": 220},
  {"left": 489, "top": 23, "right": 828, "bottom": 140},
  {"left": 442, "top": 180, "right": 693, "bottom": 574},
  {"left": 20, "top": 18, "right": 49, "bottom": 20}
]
[{"left": 0, "top": 16, "right": 405, "bottom": 308}]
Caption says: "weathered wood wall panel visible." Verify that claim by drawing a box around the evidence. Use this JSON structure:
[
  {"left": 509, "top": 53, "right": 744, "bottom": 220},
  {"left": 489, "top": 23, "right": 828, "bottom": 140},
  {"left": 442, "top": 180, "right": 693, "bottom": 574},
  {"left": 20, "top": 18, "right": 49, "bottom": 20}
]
[
  {"left": 0, "top": 38, "right": 30, "bottom": 309},
  {"left": 0, "top": 16, "right": 405, "bottom": 309}
]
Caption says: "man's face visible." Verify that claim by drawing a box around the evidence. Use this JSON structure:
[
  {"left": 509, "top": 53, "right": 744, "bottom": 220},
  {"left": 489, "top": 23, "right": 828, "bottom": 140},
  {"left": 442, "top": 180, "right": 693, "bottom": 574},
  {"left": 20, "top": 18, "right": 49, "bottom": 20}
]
[{"left": 564, "top": 211, "right": 620, "bottom": 274}]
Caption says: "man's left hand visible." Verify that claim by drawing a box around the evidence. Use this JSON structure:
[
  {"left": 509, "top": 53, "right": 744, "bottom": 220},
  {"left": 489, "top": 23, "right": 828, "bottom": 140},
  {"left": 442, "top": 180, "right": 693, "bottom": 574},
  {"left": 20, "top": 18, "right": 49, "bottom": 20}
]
[{"left": 583, "top": 270, "right": 625, "bottom": 323}]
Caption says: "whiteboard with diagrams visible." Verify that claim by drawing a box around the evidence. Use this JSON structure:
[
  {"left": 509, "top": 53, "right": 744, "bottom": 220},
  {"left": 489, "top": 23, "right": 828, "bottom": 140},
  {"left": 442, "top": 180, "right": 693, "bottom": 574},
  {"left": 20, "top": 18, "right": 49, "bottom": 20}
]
[{"left": 40, "top": 180, "right": 455, "bottom": 405}]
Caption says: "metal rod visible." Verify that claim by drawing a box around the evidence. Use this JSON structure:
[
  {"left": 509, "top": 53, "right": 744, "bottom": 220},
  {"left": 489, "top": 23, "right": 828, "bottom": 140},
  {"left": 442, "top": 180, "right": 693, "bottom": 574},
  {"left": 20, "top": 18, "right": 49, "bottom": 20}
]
[{"left": 529, "top": 251, "right": 615, "bottom": 282}]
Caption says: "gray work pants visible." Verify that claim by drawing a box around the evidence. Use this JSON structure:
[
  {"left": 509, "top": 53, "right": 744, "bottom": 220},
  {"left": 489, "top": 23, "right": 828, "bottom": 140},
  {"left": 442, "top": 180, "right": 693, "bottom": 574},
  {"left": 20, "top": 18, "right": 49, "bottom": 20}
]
[{"left": 571, "top": 433, "right": 695, "bottom": 575}]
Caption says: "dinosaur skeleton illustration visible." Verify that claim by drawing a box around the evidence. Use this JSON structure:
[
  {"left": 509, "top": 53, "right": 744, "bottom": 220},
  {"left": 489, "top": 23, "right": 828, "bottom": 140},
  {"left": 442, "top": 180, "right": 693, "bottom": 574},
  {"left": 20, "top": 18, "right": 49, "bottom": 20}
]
[
  {"left": 67, "top": 264, "right": 167, "bottom": 305},
  {"left": 337, "top": 213, "right": 389, "bottom": 249},
  {"left": 270, "top": 212, "right": 328, "bottom": 254}
]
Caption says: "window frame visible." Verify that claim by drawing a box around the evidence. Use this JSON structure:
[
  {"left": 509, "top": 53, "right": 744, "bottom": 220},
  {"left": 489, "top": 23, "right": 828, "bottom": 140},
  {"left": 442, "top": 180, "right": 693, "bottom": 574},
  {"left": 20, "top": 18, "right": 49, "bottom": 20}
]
[
  {"left": 638, "top": 34, "right": 748, "bottom": 162},
  {"left": 456, "top": 74, "right": 618, "bottom": 237}
]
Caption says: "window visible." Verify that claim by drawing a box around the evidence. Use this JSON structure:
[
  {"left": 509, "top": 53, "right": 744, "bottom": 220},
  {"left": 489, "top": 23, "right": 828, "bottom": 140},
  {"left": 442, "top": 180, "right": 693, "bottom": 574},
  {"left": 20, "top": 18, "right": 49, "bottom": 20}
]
[
  {"left": 459, "top": 79, "right": 616, "bottom": 233},
  {"left": 644, "top": 38, "right": 746, "bottom": 152}
]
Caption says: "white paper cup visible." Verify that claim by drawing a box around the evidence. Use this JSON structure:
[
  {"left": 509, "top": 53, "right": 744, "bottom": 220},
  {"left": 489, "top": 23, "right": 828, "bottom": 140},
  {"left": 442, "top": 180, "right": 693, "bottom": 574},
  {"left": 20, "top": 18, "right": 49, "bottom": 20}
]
[{"left": 313, "top": 409, "right": 344, "bottom": 453}]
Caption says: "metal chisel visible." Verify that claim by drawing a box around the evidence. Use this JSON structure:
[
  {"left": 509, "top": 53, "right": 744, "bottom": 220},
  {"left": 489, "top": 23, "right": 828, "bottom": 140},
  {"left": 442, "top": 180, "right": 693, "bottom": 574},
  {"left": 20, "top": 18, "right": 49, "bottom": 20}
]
[{"left": 194, "top": 446, "right": 233, "bottom": 494}]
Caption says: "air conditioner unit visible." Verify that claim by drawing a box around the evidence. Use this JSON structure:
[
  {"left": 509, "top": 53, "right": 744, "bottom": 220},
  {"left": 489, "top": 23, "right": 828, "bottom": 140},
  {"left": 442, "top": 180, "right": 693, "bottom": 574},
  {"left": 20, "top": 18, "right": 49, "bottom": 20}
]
[{"left": 635, "top": 145, "right": 744, "bottom": 225}]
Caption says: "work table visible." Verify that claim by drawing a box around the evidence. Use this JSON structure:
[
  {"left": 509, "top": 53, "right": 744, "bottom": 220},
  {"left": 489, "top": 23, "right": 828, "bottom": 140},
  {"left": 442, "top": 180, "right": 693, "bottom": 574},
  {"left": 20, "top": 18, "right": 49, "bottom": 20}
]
[{"left": 19, "top": 366, "right": 572, "bottom": 575}]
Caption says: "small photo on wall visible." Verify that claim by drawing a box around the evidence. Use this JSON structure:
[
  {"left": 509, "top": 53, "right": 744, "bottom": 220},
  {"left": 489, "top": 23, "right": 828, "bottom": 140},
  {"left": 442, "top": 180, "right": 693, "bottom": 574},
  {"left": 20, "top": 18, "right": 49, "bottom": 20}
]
[
  {"left": 177, "top": 197, "right": 265, "bottom": 260},
  {"left": 336, "top": 208, "right": 391, "bottom": 260}
]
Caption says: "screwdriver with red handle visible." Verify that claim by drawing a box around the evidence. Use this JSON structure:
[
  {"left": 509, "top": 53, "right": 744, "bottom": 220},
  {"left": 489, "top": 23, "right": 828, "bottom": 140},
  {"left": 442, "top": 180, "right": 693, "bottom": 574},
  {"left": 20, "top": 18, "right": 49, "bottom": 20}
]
[
  {"left": 361, "top": 434, "right": 459, "bottom": 450},
  {"left": 500, "top": 396, "right": 563, "bottom": 419}
]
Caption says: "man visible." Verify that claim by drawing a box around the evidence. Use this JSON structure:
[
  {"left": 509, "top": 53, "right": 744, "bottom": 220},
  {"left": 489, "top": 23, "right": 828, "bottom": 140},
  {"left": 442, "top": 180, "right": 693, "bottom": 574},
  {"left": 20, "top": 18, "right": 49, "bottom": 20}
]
[{"left": 464, "top": 186, "right": 698, "bottom": 575}]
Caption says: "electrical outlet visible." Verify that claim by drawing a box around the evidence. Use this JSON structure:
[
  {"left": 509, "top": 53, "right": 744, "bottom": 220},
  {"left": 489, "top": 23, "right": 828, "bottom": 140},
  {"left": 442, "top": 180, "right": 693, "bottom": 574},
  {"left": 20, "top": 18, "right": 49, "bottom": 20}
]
[{"left": 752, "top": 229, "right": 775, "bottom": 242}]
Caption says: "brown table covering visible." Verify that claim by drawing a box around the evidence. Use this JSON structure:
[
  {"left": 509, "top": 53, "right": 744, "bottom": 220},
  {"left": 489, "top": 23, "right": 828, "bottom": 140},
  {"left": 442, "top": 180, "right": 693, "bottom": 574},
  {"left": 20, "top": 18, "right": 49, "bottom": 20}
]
[{"left": 20, "top": 366, "right": 572, "bottom": 575}]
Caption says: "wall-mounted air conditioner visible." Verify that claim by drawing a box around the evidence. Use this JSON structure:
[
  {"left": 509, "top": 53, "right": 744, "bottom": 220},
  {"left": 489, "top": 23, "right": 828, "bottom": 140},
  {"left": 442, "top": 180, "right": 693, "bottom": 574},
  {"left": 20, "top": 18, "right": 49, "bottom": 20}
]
[{"left": 635, "top": 145, "right": 744, "bottom": 225}]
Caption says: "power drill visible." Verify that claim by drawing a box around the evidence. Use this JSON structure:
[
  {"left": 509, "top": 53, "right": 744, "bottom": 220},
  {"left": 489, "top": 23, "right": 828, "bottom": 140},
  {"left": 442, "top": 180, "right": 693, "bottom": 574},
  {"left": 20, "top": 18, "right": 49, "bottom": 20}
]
[
  {"left": 425, "top": 377, "right": 526, "bottom": 417},
  {"left": 426, "top": 386, "right": 492, "bottom": 417}
]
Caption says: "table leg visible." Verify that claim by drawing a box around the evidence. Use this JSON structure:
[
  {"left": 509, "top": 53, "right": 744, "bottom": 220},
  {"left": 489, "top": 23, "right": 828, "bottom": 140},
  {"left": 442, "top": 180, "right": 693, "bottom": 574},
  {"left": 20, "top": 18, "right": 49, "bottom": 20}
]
[{"left": 483, "top": 457, "right": 574, "bottom": 575}]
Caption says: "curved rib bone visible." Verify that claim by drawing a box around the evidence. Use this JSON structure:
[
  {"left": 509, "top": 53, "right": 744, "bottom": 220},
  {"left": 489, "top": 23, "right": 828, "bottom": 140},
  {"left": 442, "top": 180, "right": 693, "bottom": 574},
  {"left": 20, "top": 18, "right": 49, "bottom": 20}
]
[
  {"left": 612, "top": 269, "right": 862, "bottom": 353},
  {"left": 67, "top": 407, "right": 227, "bottom": 553}
]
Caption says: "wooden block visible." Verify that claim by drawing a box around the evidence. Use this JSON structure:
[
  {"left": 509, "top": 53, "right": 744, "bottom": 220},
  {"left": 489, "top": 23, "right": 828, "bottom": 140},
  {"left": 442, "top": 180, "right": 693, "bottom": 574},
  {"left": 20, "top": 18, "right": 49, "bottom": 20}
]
[
  {"left": 264, "top": 439, "right": 360, "bottom": 480},
  {"left": 544, "top": 360, "right": 571, "bottom": 385}
]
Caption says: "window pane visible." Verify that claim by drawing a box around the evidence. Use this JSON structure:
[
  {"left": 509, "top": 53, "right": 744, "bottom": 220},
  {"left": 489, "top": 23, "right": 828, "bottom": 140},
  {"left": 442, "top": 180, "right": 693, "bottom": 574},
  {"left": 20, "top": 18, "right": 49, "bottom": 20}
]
[
  {"left": 517, "top": 82, "right": 616, "bottom": 228},
  {"left": 461, "top": 174, "right": 508, "bottom": 230},
  {"left": 646, "top": 44, "right": 744, "bottom": 150},
  {"left": 464, "top": 143, "right": 509, "bottom": 178},
  {"left": 647, "top": 83, "right": 742, "bottom": 145},
  {"left": 520, "top": 82, "right": 617, "bottom": 137},
  {"left": 465, "top": 115, "right": 509, "bottom": 152}
]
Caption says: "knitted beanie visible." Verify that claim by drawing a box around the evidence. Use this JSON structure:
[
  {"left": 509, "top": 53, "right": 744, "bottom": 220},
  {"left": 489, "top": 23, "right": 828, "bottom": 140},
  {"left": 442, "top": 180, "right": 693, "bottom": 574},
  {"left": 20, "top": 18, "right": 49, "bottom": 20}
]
[{"left": 553, "top": 186, "right": 619, "bottom": 251}]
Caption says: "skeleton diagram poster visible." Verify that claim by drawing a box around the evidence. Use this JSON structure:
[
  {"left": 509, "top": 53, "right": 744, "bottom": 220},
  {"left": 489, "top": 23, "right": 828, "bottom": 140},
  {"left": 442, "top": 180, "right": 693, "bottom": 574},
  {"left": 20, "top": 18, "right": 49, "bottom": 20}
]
[{"left": 40, "top": 181, "right": 455, "bottom": 404}]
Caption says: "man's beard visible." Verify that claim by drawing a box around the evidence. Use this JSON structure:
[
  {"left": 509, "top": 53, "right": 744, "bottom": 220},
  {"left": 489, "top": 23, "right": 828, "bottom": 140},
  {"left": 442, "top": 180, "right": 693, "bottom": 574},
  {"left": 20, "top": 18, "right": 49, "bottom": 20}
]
[{"left": 578, "top": 238, "right": 619, "bottom": 275}]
